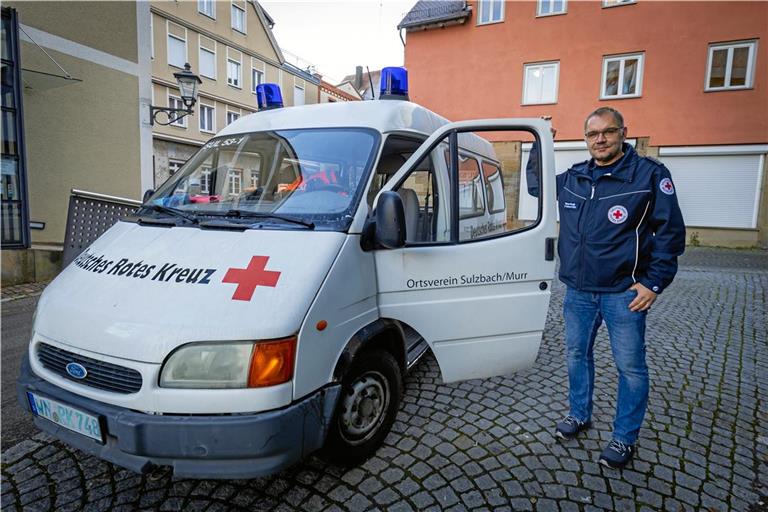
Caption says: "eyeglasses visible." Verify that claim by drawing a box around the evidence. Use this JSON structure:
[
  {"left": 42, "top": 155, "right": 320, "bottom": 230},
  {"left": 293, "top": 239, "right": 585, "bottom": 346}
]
[{"left": 585, "top": 127, "right": 623, "bottom": 141}]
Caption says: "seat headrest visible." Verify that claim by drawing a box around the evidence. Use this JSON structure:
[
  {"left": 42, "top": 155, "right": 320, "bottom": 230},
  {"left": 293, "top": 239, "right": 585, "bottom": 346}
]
[{"left": 377, "top": 154, "right": 407, "bottom": 175}]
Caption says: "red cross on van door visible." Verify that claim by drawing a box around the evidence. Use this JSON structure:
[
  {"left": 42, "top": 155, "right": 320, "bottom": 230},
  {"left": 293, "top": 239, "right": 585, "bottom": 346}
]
[{"left": 222, "top": 256, "right": 281, "bottom": 301}]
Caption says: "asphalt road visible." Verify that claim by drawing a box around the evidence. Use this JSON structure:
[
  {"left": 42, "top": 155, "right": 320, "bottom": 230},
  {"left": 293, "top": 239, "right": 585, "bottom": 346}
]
[{"left": 1, "top": 296, "right": 37, "bottom": 450}]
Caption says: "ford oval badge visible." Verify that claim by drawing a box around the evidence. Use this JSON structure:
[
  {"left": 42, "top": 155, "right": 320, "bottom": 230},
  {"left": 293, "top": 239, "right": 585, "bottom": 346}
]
[{"left": 65, "top": 362, "right": 87, "bottom": 380}]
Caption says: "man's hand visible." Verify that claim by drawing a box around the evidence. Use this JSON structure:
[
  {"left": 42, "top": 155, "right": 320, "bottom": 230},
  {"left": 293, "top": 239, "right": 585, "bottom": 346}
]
[
  {"left": 629, "top": 283, "right": 657, "bottom": 312},
  {"left": 541, "top": 115, "right": 557, "bottom": 138}
]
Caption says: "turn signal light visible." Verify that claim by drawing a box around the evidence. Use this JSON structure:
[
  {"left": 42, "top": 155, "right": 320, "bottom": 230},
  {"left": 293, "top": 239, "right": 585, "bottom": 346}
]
[{"left": 247, "top": 337, "right": 296, "bottom": 388}]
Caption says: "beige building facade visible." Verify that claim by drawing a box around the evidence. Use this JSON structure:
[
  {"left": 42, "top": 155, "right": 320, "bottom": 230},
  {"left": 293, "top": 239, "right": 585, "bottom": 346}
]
[
  {"left": 2, "top": 1, "right": 153, "bottom": 285},
  {"left": 150, "top": 0, "right": 320, "bottom": 187}
]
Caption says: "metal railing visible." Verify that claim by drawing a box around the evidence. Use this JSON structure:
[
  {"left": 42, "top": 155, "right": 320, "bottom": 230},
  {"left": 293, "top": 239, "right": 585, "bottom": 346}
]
[{"left": 62, "top": 189, "right": 142, "bottom": 267}]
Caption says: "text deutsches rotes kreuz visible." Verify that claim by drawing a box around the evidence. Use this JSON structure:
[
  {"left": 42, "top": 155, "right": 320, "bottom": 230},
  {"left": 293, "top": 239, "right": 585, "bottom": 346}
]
[{"left": 72, "top": 250, "right": 216, "bottom": 285}]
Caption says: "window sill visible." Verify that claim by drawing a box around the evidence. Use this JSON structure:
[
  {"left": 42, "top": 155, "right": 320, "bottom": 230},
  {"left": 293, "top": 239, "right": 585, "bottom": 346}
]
[
  {"left": 704, "top": 86, "right": 754, "bottom": 92},
  {"left": 476, "top": 19, "right": 504, "bottom": 26},
  {"left": 231, "top": 28, "right": 247, "bottom": 35},
  {"left": 599, "top": 94, "right": 642, "bottom": 100},
  {"left": 200, "top": 129, "right": 216, "bottom": 135},
  {"left": 521, "top": 101, "right": 558, "bottom": 106},
  {"left": 602, "top": 1, "right": 637, "bottom": 8},
  {"left": 535, "top": 11, "right": 567, "bottom": 18},
  {"left": 198, "top": 12, "right": 216, "bottom": 21},
  {"left": 227, "top": 83, "right": 243, "bottom": 90},
  {"left": 201, "top": 74, "right": 216, "bottom": 81}
]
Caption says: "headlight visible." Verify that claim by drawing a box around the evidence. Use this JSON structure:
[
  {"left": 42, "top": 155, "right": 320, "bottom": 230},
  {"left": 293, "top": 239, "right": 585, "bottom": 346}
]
[{"left": 159, "top": 337, "right": 296, "bottom": 389}]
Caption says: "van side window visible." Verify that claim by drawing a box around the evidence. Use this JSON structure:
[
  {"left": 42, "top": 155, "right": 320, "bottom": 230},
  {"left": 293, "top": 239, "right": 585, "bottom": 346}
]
[{"left": 482, "top": 161, "right": 504, "bottom": 214}]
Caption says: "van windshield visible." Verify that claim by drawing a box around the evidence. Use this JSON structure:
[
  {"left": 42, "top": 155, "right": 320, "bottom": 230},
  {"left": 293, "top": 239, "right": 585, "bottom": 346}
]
[{"left": 144, "top": 128, "right": 379, "bottom": 231}]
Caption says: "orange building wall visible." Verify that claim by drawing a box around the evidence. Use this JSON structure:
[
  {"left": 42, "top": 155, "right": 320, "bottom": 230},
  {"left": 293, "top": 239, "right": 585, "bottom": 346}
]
[{"left": 404, "top": 1, "right": 768, "bottom": 146}]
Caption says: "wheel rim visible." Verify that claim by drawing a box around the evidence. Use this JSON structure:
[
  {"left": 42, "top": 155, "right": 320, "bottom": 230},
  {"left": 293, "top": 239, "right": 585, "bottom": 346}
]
[{"left": 339, "top": 370, "right": 390, "bottom": 445}]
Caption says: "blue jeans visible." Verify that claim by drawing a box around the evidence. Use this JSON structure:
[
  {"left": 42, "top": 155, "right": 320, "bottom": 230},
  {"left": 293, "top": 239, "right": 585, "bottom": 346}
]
[{"left": 563, "top": 287, "right": 649, "bottom": 445}]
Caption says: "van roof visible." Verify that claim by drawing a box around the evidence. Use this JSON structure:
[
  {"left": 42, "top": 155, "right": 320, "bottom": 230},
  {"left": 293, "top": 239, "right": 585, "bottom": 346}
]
[{"left": 217, "top": 100, "right": 495, "bottom": 159}]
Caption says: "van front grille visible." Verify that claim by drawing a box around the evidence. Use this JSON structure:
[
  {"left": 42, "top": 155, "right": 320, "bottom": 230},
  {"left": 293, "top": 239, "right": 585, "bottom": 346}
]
[{"left": 37, "top": 343, "right": 142, "bottom": 394}]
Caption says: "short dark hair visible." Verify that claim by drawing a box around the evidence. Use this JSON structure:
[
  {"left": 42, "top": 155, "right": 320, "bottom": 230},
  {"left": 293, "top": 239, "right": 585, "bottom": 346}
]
[{"left": 584, "top": 107, "right": 624, "bottom": 131}]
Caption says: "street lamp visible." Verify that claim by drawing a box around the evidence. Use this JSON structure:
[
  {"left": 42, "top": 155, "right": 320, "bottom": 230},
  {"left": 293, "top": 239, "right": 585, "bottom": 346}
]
[{"left": 150, "top": 63, "right": 202, "bottom": 126}]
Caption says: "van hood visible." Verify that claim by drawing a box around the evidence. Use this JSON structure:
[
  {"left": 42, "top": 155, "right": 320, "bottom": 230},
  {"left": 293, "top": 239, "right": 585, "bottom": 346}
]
[{"left": 34, "top": 221, "right": 346, "bottom": 363}]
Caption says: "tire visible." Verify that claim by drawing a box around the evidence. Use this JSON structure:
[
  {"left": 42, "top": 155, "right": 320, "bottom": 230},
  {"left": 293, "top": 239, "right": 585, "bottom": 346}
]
[{"left": 322, "top": 349, "right": 402, "bottom": 465}]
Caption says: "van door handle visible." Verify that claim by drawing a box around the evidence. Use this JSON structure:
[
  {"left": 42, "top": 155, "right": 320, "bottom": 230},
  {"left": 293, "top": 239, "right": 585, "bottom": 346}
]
[{"left": 545, "top": 237, "right": 556, "bottom": 261}]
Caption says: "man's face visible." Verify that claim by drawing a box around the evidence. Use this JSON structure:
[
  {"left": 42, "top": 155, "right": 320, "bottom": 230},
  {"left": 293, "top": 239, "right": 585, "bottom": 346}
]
[{"left": 585, "top": 114, "right": 626, "bottom": 165}]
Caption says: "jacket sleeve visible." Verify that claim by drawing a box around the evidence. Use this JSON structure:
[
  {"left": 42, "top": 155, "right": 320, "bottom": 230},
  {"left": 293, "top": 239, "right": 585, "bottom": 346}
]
[
  {"left": 637, "top": 164, "right": 686, "bottom": 294},
  {"left": 526, "top": 140, "right": 563, "bottom": 199}
]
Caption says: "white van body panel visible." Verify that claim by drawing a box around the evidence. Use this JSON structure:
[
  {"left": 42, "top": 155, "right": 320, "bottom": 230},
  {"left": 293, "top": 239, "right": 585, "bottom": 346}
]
[
  {"left": 293, "top": 235, "right": 378, "bottom": 399},
  {"left": 34, "top": 221, "right": 345, "bottom": 364}
]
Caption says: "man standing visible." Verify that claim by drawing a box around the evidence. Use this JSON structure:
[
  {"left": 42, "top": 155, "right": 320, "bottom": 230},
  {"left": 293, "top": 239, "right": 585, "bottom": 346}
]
[{"left": 537, "top": 107, "right": 686, "bottom": 469}]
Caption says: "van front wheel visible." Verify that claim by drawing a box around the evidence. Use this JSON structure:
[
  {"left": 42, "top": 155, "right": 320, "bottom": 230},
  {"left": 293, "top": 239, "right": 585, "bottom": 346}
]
[{"left": 322, "top": 349, "right": 402, "bottom": 465}]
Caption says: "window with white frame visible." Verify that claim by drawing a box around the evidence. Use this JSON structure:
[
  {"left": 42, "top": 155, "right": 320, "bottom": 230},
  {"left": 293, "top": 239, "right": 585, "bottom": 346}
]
[
  {"left": 168, "top": 159, "right": 184, "bottom": 176},
  {"left": 603, "top": 0, "right": 636, "bottom": 7},
  {"left": 200, "top": 168, "right": 212, "bottom": 193},
  {"left": 228, "top": 168, "right": 242, "bottom": 195},
  {"left": 523, "top": 61, "right": 559, "bottom": 104},
  {"left": 226, "top": 111, "right": 240, "bottom": 125},
  {"left": 167, "top": 30, "right": 186, "bottom": 69},
  {"left": 227, "top": 58, "right": 241, "bottom": 87},
  {"left": 250, "top": 167, "right": 260, "bottom": 188},
  {"left": 199, "top": 104, "right": 215, "bottom": 133},
  {"left": 231, "top": 3, "right": 246, "bottom": 33},
  {"left": 251, "top": 67, "right": 264, "bottom": 93},
  {"left": 199, "top": 46, "right": 216, "bottom": 79},
  {"left": 150, "top": 15, "right": 154, "bottom": 59},
  {"left": 198, "top": 0, "right": 215, "bottom": 18},
  {"left": 538, "top": 0, "right": 567, "bottom": 16},
  {"left": 477, "top": 0, "right": 504, "bottom": 24},
  {"left": 168, "top": 95, "right": 187, "bottom": 127},
  {"left": 601, "top": 53, "right": 644, "bottom": 98},
  {"left": 294, "top": 84, "right": 305, "bottom": 106},
  {"left": 706, "top": 40, "right": 757, "bottom": 91}
]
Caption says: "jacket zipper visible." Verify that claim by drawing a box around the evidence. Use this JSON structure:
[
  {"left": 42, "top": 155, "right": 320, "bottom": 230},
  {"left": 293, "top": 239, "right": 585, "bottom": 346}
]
[{"left": 577, "top": 178, "right": 596, "bottom": 289}]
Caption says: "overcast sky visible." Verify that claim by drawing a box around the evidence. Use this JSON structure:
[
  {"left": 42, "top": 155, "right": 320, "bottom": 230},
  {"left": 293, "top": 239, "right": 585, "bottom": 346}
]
[{"left": 260, "top": 0, "right": 418, "bottom": 84}]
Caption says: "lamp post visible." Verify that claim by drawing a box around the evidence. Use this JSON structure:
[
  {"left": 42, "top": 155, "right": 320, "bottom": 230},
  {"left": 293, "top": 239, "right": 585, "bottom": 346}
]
[{"left": 150, "top": 63, "right": 202, "bottom": 126}]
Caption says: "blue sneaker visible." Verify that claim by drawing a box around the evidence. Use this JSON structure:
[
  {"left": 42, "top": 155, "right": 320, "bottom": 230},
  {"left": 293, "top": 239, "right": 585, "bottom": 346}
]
[
  {"left": 599, "top": 439, "right": 635, "bottom": 469},
  {"left": 555, "top": 415, "right": 590, "bottom": 440}
]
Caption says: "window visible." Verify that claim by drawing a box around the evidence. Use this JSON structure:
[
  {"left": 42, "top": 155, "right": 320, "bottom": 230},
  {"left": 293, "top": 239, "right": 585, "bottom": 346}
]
[
  {"left": 226, "top": 111, "right": 240, "bottom": 125},
  {"left": 199, "top": 104, "right": 215, "bottom": 133},
  {"left": 199, "top": 47, "right": 215, "bottom": 79},
  {"left": 482, "top": 161, "right": 505, "bottom": 214},
  {"left": 1, "top": 7, "right": 30, "bottom": 249},
  {"left": 706, "top": 40, "right": 757, "bottom": 91},
  {"left": 294, "top": 84, "right": 305, "bottom": 106},
  {"left": 227, "top": 168, "right": 242, "bottom": 195},
  {"left": 168, "top": 159, "right": 184, "bottom": 177},
  {"left": 200, "top": 168, "right": 212, "bottom": 193},
  {"left": 168, "top": 95, "right": 187, "bottom": 127},
  {"left": 251, "top": 66, "right": 264, "bottom": 93},
  {"left": 198, "top": 0, "right": 215, "bottom": 18},
  {"left": 457, "top": 153, "right": 485, "bottom": 221},
  {"left": 231, "top": 2, "right": 246, "bottom": 33},
  {"left": 523, "top": 61, "right": 559, "bottom": 104},
  {"left": 227, "top": 58, "right": 241, "bottom": 87},
  {"left": 167, "top": 23, "right": 186, "bottom": 69},
  {"left": 603, "top": 0, "right": 636, "bottom": 7},
  {"left": 538, "top": 0, "right": 567, "bottom": 16},
  {"left": 477, "top": 0, "right": 504, "bottom": 24},
  {"left": 601, "top": 53, "right": 643, "bottom": 98}
]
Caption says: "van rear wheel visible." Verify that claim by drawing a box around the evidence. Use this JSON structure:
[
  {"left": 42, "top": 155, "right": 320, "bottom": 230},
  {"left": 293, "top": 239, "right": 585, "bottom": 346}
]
[{"left": 322, "top": 349, "right": 401, "bottom": 465}]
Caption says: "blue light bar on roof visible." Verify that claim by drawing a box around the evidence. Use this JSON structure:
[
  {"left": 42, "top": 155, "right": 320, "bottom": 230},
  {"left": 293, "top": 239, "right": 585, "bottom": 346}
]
[
  {"left": 256, "top": 83, "right": 284, "bottom": 110},
  {"left": 379, "top": 67, "right": 409, "bottom": 100}
]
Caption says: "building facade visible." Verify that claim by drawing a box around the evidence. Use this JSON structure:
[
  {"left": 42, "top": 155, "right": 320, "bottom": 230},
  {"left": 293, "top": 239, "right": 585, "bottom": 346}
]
[
  {"left": 1, "top": 1, "right": 153, "bottom": 284},
  {"left": 150, "top": 0, "right": 320, "bottom": 187},
  {"left": 399, "top": 0, "right": 768, "bottom": 247},
  {"left": 319, "top": 78, "right": 362, "bottom": 103}
]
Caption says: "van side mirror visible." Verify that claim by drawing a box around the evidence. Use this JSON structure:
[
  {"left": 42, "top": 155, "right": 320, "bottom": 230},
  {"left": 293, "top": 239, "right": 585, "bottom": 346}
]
[
  {"left": 142, "top": 189, "right": 155, "bottom": 203},
  {"left": 375, "top": 191, "right": 406, "bottom": 249}
]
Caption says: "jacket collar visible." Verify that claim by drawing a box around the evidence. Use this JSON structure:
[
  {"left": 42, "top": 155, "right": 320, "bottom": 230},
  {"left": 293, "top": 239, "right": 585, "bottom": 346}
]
[{"left": 573, "top": 143, "right": 637, "bottom": 182}]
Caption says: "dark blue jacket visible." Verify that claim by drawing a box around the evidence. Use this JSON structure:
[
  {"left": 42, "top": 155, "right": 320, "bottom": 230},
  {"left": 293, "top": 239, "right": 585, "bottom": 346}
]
[{"left": 530, "top": 143, "right": 686, "bottom": 293}]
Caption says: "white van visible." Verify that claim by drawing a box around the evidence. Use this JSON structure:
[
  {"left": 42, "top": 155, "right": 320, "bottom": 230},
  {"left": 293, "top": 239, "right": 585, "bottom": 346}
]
[{"left": 18, "top": 73, "right": 557, "bottom": 479}]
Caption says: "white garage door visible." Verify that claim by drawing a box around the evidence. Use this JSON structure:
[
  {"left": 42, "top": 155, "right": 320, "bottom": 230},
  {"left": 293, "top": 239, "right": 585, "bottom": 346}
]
[{"left": 659, "top": 147, "right": 765, "bottom": 229}]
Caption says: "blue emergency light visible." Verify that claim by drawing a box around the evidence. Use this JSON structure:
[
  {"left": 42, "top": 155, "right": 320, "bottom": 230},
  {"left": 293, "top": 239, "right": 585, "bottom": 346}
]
[
  {"left": 256, "top": 83, "right": 284, "bottom": 110},
  {"left": 379, "top": 67, "right": 409, "bottom": 100}
]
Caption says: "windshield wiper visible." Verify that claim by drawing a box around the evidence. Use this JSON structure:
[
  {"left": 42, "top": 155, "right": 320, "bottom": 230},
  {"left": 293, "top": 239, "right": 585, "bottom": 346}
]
[
  {"left": 140, "top": 204, "right": 199, "bottom": 224},
  {"left": 204, "top": 210, "right": 315, "bottom": 229}
]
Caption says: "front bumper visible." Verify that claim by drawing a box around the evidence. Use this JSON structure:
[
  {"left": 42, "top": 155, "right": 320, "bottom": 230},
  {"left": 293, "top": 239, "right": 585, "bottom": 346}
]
[{"left": 17, "top": 356, "right": 341, "bottom": 479}]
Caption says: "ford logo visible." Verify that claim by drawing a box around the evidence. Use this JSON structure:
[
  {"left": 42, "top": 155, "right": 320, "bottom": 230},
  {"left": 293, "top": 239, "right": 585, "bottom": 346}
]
[{"left": 65, "top": 362, "right": 87, "bottom": 380}]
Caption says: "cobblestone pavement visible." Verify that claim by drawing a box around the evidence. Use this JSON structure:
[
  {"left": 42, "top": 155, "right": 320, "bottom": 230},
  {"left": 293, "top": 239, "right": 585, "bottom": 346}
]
[{"left": 2, "top": 249, "right": 766, "bottom": 511}]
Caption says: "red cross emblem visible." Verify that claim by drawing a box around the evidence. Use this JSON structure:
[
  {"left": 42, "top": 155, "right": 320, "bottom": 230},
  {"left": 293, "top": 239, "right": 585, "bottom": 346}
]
[
  {"left": 660, "top": 178, "right": 675, "bottom": 195},
  {"left": 608, "top": 205, "right": 628, "bottom": 224},
  {"left": 222, "top": 256, "right": 281, "bottom": 301}
]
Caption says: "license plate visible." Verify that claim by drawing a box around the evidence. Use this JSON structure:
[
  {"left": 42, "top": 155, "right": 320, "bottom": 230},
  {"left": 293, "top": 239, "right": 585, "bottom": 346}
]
[{"left": 27, "top": 392, "right": 104, "bottom": 443}]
